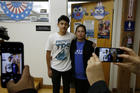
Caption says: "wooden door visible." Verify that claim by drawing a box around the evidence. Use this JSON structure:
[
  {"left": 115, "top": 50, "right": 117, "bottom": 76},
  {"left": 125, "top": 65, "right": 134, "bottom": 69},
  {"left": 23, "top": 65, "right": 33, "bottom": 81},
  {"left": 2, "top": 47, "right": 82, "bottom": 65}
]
[
  {"left": 135, "top": 41, "right": 140, "bottom": 90},
  {"left": 117, "top": 0, "right": 137, "bottom": 92}
]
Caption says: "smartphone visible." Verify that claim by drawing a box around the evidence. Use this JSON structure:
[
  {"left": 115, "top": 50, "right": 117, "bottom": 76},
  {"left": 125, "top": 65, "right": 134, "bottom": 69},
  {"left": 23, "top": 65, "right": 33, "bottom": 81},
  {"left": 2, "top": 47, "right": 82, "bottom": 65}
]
[
  {"left": 1, "top": 42, "right": 24, "bottom": 88},
  {"left": 95, "top": 47, "right": 124, "bottom": 62}
]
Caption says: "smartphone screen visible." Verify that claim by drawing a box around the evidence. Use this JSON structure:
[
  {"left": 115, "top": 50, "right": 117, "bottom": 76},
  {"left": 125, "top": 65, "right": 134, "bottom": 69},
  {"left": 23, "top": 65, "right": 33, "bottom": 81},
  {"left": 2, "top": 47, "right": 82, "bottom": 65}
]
[
  {"left": 95, "top": 47, "right": 124, "bottom": 62},
  {"left": 1, "top": 42, "right": 24, "bottom": 88}
]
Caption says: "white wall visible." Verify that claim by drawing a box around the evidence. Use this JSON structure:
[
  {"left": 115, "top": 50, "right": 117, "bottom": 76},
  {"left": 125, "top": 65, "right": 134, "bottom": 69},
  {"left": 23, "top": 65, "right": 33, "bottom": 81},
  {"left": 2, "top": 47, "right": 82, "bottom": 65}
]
[
  {"left": 109, "top": 0, "right": 123, "bottom": 90},
  {"left": 50, "top": 0, "right": 67, "bottom": 33},
  {"left": 0, "top": 0, "right": 68, "bottom": 85}
]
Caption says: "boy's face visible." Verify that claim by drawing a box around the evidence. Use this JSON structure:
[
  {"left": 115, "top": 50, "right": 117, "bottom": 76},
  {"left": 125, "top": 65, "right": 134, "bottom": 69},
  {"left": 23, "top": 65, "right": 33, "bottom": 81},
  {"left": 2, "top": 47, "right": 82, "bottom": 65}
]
[{"left": 57, "top": 20, "right": 69, "bottom": 33}]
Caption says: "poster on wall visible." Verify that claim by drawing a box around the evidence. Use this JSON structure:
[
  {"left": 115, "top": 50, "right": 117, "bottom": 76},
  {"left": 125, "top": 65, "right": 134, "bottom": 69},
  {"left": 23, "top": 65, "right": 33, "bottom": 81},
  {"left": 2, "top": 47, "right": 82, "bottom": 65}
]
[
  {"left": 98, "top": 20, "right": 110, "bottom": 39},
  {"left": 124, "top": 0, "right": 135, "bottom": 31},
  {"left": 0, "top": 1, "right": 49, "bottom": 22},
  {"left": 83, "top": 20, "right": 94, "bottom": 38},
  {"left": 90, "top": 2, "right": 109, "bottom": 20},
  {"left": 72, "top": 5, "right": 84, "bottom": 20},
  {"left": 71, "top": 1, "right": 113, "bottom": 47}
]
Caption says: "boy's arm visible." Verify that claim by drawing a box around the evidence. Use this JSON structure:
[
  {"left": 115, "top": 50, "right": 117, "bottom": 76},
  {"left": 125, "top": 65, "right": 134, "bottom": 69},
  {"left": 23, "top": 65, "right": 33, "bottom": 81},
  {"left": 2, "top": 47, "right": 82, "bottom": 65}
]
[{"left": 46, "top": 50, "right": 52, "bottom": 78}]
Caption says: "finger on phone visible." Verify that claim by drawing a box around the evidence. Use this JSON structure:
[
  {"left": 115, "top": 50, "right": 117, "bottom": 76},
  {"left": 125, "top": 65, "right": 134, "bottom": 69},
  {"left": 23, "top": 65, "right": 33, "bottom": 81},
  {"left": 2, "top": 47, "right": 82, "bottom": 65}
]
[
  {"left": 115, "top": 63, "right": 130, "bottom": 69},
  {"left": 118, "top": 54, "right": 129, "bottom": 59},
  {"left": 120, "top": 47, "right": 136, "bottom": 56},
  {"left": 22, "top": 65, "right": 30, "bottom": 78}
]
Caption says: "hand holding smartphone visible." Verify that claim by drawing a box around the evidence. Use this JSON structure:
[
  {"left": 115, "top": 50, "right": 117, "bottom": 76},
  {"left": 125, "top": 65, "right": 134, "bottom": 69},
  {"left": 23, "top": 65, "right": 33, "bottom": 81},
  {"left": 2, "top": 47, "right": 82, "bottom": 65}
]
[
  {"left": 95, "top": 47, "right": 124, "bottom": 62},
  {"left": 1, "top": 42, "right": 24, "bottom": 88}
]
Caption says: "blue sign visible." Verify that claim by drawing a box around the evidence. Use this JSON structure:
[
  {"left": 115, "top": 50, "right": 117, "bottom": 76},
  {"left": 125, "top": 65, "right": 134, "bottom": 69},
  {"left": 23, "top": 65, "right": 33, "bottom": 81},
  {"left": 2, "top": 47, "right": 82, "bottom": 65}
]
[{"left": 124, "top": 21, "right": 135, "bottom": 31}]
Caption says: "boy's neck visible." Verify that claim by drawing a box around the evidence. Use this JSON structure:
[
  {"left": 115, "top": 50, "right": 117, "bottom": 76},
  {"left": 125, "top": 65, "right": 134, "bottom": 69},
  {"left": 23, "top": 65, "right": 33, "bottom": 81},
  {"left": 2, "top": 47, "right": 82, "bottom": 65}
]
[{"left": 58, "top": 31, "right": 66, "bottom": 36}]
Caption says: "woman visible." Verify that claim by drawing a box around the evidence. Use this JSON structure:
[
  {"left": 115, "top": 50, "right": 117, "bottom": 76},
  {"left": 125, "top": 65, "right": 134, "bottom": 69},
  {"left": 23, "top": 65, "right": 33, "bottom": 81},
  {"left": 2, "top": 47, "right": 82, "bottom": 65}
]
[{"left": 70, "top": 24, "right": 95, "bottom": 93}]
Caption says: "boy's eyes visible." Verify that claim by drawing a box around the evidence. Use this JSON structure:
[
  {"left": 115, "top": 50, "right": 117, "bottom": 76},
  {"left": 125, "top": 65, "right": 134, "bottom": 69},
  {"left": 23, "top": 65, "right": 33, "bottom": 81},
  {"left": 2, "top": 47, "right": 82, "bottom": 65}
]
[{"left": 60, "top": 23, "right": 68, "bottom": 26}]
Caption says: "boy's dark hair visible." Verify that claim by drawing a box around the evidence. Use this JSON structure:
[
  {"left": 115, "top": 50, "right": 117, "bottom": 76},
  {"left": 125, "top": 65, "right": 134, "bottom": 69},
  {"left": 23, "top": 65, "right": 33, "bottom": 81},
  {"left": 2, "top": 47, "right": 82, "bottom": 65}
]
[
  {"left": 58, "top": 15, "right": 70, "bottom": 24},
  {"left": 75, "top": 24, "right": 86, "bottom": 34}
]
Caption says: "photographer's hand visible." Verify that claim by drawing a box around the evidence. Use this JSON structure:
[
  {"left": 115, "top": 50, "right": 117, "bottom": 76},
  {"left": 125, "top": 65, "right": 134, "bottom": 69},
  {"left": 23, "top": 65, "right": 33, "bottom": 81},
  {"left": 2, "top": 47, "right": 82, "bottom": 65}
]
[
  {"left": 116, "top": 47, "right": 140, "bottom": 74},
  {"left": 86, "top": 53, "right": 105, "bottom": 86},
  {"left": 7, "top": 65, "right": 34, "bottom": 93}
]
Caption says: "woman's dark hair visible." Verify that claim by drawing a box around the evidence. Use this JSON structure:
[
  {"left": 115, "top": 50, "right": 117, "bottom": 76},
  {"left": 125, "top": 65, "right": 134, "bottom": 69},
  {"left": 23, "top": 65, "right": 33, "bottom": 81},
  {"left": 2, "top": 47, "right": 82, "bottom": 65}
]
[
  {"left": 75, "top": 24, "right": 86, "bottom": 34},
  {"left": 58, "top": 15, "right": 70, "bottom": 24}
]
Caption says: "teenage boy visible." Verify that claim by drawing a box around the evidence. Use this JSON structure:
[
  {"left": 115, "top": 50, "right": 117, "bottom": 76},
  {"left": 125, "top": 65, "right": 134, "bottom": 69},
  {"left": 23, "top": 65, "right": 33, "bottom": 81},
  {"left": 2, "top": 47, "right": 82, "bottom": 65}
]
[{"left": 45, "top": 15, "right": 75, "bottom": 93}]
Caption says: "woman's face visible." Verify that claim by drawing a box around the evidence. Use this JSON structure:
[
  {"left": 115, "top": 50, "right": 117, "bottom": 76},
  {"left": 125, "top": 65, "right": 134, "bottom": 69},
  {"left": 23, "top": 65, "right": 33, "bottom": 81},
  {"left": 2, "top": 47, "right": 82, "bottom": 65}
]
[{"left": 75, "top": 26, "right": 86, "bottom": 41}]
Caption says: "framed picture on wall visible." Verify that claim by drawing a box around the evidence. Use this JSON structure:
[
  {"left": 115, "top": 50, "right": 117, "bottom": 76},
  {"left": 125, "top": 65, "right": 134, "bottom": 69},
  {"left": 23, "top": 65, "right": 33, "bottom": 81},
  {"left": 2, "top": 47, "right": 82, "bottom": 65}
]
[
  {"left": 84, "top": 20, "right": 94, "bottom": 38},
  {"left": 0, "top": 1, "right": 49, "bottom": 22},
  {"left": 98, "top": 20, "right": 110, "bottom": 39}
]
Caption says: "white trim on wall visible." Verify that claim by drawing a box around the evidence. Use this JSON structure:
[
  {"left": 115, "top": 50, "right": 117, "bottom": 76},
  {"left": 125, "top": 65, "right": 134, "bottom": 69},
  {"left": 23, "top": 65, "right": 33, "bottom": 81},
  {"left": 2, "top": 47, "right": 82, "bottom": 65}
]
[{"left": 109, "top": 0, "right": 123, "bottom": 91}]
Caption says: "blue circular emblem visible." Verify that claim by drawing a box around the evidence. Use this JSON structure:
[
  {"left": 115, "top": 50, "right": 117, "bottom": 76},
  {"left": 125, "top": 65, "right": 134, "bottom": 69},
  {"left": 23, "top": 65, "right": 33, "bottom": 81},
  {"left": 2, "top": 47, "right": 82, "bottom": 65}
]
[{"left": 0, "top": 1, "right": 33, "bottom": 20}]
